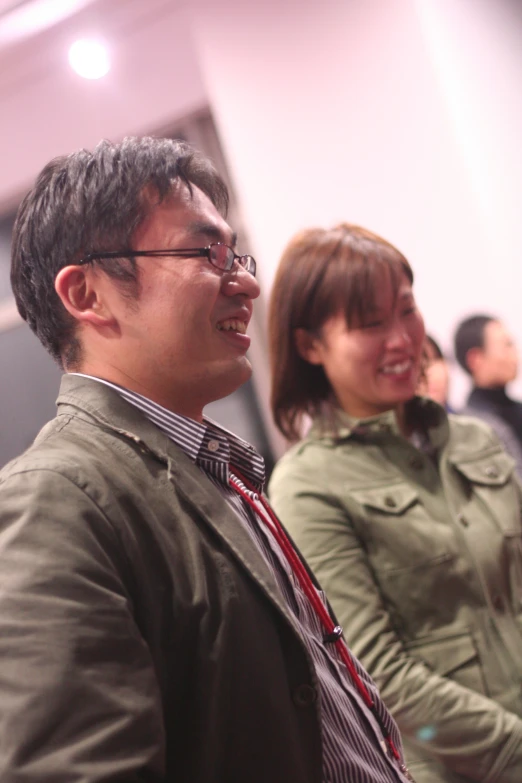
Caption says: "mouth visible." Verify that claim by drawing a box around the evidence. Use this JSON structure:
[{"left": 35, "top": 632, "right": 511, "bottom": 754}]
[
  {"left": 379, "top": 359, "right": 413, "bottom": 376},
  {"left": 216, "top": 318, "right": 248, "bottom": 335}
]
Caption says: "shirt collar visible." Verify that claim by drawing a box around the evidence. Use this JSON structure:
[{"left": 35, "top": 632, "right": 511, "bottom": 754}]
[{"left": 70, "top": 374, "right": 266, "bottom": 491}]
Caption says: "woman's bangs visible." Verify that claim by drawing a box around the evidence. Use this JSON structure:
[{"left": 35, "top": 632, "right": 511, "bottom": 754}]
[{"left": 325, "top": 252, "right": 408, "bottom": 329}]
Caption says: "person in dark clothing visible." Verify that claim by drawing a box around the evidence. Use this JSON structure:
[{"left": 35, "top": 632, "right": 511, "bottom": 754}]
[{"left": 454, "top": 314, "right": 522, "bottom": 477}]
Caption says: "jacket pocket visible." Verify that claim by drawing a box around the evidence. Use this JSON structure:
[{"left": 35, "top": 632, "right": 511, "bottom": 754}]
[
  {"left": 405, "top": 631, "right": 488, "bottom": 695},
  {"left": 351, "top": 483, "right": 454, "bottom": 573},
  {"left": 351, "top": 484, "right": 418, "bottom": 516},
  {"left": 451, "top": 451, "right": 514, "bottom": 488},
  {"left": 451, "top": 451, "right": 521, "bottom": 536}
]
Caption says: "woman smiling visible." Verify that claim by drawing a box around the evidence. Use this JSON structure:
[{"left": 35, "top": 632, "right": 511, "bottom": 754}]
[{"left": 268, "top": 223, "right": 522, "bottom": 783}]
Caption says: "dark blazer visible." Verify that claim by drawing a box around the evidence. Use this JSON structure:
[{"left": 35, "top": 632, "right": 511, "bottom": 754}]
[{"left": 0, "top": 374, "right": 324, "bottom": 783}]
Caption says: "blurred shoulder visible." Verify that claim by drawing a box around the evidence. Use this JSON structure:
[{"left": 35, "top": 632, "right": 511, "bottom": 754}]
[{"left": 447, "top": 410, "right": 511, "bottom": 456}]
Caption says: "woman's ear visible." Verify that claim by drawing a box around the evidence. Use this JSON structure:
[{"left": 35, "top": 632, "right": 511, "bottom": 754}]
[
  {"left": 294, "top": 328, "right": 324, "bottom": 366},
  {"left": 55, "top": 265, "right": 114, "bottom": 327}
]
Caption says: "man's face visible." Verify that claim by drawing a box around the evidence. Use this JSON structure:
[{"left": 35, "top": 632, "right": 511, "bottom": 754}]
[
  {"left": 91, "top": 184, "right": 260, "bottom": 419},
  {"left": 478, "top": 320, "right": 518, "bottom": 386}
]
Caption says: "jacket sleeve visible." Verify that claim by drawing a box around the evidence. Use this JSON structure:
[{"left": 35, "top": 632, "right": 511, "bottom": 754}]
[
  {"left": 269, "top": 460, "right": 522, "bottom": 783},
  {"left": 0, "top": 468, "right": 166, "bottom": 783}
]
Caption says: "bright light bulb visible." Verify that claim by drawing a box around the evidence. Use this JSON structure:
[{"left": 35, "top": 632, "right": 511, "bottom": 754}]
[{"left": 68, "top": 38, "right": 110, "bottom": 80}]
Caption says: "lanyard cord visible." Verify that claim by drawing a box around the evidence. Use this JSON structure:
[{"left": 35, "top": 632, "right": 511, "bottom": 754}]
[{"left": 229, "top": 467, "right": 402, "bottom": 764}]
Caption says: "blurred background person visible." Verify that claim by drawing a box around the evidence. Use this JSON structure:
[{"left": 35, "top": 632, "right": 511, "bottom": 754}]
[
  {"left": 417, "top": 334, "right": 452, "bottom": 411},
  {"left": 268, "top": 223, "right": 522, "bottom": 783},
  {"left": 454, "top": 314, "right": 522, "bottom": 478}
]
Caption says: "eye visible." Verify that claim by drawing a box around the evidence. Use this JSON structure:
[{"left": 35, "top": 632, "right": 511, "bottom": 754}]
[
  {"left": 361, "top": 320, "right": 384, "bottom": 330},
  {"left": 402, "top": 306, "right": 416, "bottom": 317}
]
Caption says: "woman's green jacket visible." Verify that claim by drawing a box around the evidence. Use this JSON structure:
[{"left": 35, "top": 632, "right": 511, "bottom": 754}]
[{"left": 269, "top": 398, "right": 522, "bottom": 783}]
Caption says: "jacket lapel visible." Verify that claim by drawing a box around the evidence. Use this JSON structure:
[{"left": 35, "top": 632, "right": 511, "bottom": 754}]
[
  {"left": 57, "top": 374, "right": 304, "bottom": 638},
  {"left": 166, "top": 452, "right": 300, "bottom": 629}
]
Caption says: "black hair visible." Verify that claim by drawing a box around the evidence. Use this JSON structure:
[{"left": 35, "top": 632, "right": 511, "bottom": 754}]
[
  {"left": 425, "top": 334, "right": 444, "bottom": 361},
  {"left": 454, "top": 314, "right": 495, "bottom": 374},
  {"left": 11, "top": 136, "right": 229, "bottom": 368}
]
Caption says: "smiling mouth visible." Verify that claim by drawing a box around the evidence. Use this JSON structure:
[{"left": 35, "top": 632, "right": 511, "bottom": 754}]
[
  {"left": 216, "top": 319, "right": 247, "bottom": 335},
  {"left": 380, "top": 359, "right": 413, "bottom": 375}
]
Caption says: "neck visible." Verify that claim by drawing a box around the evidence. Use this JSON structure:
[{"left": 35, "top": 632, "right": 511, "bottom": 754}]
[
  {"left": 72, "top": 366, "right": 205, "bottom": 422},
  {"left": 395, "top": 403, "right": 411, "bottom": 437}
]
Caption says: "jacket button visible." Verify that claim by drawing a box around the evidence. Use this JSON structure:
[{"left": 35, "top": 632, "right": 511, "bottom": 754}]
[
  {"left": 384, "top": 496, "right": 397, "bottom": 508},
  {"left": 457, "top": 513, "right": 469, "bottom": 527},
  {"left": 292, "top": 684, "right": 317, "bottom": 708},
  {"left": 493, "top": 595, "right": 505, "bottom": 612},
  {"left": 485, "top": 466, "right": 499, "bottom": 479}
]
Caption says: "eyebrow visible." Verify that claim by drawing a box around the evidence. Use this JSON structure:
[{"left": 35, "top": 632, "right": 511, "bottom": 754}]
[
  {"left": 364, "top": 290, "right": 413, "bottom": 315},
  {"left": 184, "top": 221, "right": 237, "bottom": 248}
]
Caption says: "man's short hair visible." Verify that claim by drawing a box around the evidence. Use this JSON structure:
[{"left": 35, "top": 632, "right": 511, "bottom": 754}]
[
  {"left": 454, "top": 314, "right": 495, "bottom": 374},
  {"left": 11, "top": 136, "right": 229, "bottom": 369}
]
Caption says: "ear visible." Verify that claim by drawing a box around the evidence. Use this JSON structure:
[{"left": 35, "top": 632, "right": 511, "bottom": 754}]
[
  {"left": 465, "top": 346, "right": 484, "bottom": 376},
  {"left": 294, "top": 328, "right": 325, "bottom": 366},
  {"left": 55, "top": 265, "right": 115, "bottom": 327}
]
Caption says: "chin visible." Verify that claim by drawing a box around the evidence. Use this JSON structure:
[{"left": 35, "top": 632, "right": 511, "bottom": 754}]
[{"left": 211, "top": 359, "right": 253, "bottom": 401}]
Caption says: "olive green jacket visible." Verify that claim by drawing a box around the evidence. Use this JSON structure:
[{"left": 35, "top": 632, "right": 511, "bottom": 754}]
[
  {"left": 0, "top": 375, "right": 325, "bottom": 783},
  {"left": 269, "top": 398, "right": 522, "bottom": 783}
]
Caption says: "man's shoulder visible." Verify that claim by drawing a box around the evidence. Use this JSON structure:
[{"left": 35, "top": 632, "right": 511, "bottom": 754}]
[{"left": 0, "top": 409, "right": 131, "bottom": 489}]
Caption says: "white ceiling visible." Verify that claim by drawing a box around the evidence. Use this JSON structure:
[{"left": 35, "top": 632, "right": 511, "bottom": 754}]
[
  {"left": 0, "top": 0, "right": 98, "bottom": 48},
  {"left": 0, "top": 0, "right": 31, "bottom": 15}
]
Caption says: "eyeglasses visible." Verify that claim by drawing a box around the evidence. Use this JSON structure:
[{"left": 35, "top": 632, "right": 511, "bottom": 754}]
[{"left": 78, "top": 243, "right": 257, "bottom": 277}]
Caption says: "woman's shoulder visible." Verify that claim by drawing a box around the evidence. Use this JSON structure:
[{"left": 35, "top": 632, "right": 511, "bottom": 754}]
[
  {"left": 269, "top": 427, "right": 381, "bottom": 503},
  {"left": 447, "top": 410, "right": 507, "bottom": 453}
]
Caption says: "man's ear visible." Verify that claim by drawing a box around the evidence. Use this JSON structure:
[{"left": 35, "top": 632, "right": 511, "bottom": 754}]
[
  {"left": 294, "top": 328, "right": 324, "bottom": 366},
  {"left": 55, "top": 265, "right": 114, "bottom": 327},
  {"left": 465, "top": 346, "right": 484, "bottom": 376}
]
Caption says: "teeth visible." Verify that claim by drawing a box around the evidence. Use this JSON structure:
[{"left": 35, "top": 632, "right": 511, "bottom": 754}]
[
  {"left": 380, "top": 360, "right": 412, "bottom": 375},
  {"left": 217, "top": 319, "right": 247, "bottom": 334}
]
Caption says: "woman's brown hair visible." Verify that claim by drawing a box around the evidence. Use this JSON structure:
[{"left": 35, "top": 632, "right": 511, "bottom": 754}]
[{"left": 269, "top": 223, "right": 413, "bottom": 441}]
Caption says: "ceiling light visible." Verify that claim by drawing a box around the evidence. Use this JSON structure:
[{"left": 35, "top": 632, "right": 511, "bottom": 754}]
[{"left": 68, "top": 38, "right": 110, "bottom": 80}]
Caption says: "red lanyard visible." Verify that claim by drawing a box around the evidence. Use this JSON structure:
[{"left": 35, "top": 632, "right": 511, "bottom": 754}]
[{"left": 229, "top": 467, "right": 402, "bottom": 765}]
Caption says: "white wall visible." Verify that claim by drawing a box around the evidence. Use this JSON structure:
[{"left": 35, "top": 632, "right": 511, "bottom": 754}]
[
  {"left": 1, "top": 0, "right": 521, "bottom": 431},
  {"left": 189, "top": 0, "right": 522, "bottom": 409}
]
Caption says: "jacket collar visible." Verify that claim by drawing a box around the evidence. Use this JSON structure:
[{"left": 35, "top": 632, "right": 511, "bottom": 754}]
[
  {"left": 56, "top": 374, "right": 311, "bottom": 647},
  {"left": 57, "top": 373, "right": 177, "bottom": 464},
  {"left": 309, "top": 396, "right": 450, "bottom": 452}
]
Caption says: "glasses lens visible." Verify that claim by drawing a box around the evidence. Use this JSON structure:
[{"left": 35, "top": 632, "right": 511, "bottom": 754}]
[
  {"left": 209, "top": 244, "right": 233, "bottom": 271},
  {"left": 243, "top": 255, "right": 256, "bottom": 277}
]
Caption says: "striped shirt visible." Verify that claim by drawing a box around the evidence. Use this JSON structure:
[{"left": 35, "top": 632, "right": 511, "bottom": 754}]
[{"left": 74, "top": 375, "right": 411, "bottom": 783}]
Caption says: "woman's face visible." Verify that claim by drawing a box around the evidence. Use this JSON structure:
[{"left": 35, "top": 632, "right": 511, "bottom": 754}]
[
  {"left": 417, "top": 340, "right": 450, "bottom": 406},
  {"left": 301, "top": 270, "right": 425, "bottom": 419}
]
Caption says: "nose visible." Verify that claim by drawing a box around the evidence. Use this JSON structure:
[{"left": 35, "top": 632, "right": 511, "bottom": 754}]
[
  {"left": 221, "top": 263, "right": 261, "bottom": 300},
  {"left": 385, "top": 318, "right": 412, "bottom": 350}
]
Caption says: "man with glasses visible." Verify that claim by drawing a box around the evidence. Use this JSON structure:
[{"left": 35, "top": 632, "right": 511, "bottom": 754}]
[{"left": 0, "top": 137, "right": 414, "bottom": 782}]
